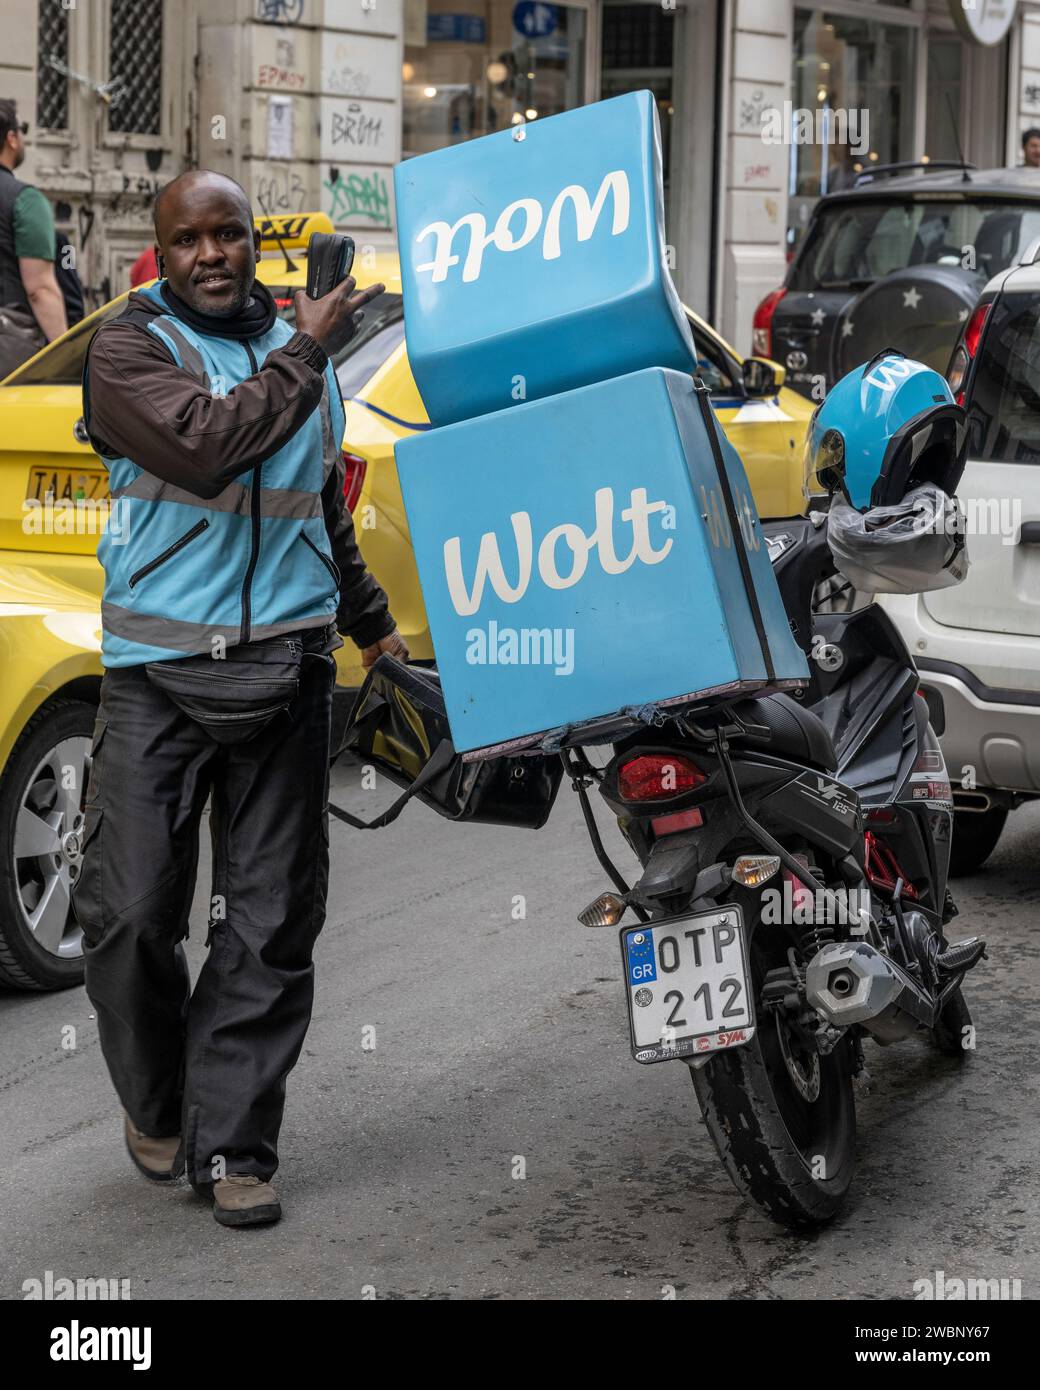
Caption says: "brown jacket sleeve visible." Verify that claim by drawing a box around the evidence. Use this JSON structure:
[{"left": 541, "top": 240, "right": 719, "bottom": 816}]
[
  {"left": 320, "top": 454, "right": 395, "bottom": 649},
  {"left": 87, "top": 318, "right": 397, "bottom": 649}
]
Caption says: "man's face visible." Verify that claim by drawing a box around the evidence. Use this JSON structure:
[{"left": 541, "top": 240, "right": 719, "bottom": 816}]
[
  {"left": 2, "top": 126, "right": 24, "bottom": 168},
  {"left": 155, "top": 181, "right": 261, "bottom": 316},
  {"left": 1025, "top": 136, "right": 1040, "bottom": 168}
]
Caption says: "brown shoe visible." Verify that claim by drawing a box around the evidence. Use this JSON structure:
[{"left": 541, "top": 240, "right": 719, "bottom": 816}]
[
  {"left": 212, "top": 1174, "right": 281, "bottom": 1228},
  {"left": 124, "top": 1114, "right": 180, "bottom": 1182}
]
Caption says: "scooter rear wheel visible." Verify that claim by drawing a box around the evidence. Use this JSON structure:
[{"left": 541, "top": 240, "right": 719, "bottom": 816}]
[{"left": 690, "top": 911, "right": 857, "bottom": 1228}]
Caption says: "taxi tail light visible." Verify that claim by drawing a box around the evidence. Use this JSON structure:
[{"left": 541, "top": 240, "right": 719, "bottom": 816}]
[
  {"left": 618, "top": 754, "right": 707, "bottom": 803},
  {"left": 342, "top": 450, "right": 367, "bottom": 512},
  {"left": 752, "top": 287, "right": 786, "bottom": 358}
]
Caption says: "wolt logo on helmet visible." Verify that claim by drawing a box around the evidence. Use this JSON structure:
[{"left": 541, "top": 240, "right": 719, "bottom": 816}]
[{"left": 863, "top": 356, "right": 914, "bottom": 392}]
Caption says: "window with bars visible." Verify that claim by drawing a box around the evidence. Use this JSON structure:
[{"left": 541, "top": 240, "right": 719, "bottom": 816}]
[
  {"left": 602, "top": 4, "right": 675, "bottom": 72},
  {"left": 108, "top": 0, "right": 164, "bottom": 135},
  {"left": 37, "top": 0, "right": 70, "bottom": 132}
]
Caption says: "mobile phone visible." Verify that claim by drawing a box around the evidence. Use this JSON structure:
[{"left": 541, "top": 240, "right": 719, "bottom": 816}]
[{"left": 306, "top": 233, "right": 356, "bottom": 300}]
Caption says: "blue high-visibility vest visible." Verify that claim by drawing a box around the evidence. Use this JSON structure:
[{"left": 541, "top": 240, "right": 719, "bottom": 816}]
[{"left": 83, "top": 281, "right": 344, "bottom": 668}]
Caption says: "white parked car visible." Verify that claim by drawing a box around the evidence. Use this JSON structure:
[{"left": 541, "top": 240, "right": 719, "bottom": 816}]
[{"left": 881, "top": 247, "right": 1040, "bottom": 873}]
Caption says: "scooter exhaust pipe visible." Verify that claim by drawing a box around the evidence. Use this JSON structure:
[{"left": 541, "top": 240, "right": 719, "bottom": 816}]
[
  {"left": 805, "top": 941, "right": 935, "bottom": 1045},
  {"left": 953, "top": 790, "right": 993, "bottom": 813}
]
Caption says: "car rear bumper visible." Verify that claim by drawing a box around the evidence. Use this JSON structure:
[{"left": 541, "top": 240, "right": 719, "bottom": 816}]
[
  {"left": 916, "top": 661, "right": 1040, "bottom": 795},
  {"left": 880, "top": 593, "right": 1040, "bottom": 795}
]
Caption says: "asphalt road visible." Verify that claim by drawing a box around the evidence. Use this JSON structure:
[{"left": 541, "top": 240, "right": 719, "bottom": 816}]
[{"left": 1, "top": 756, "right": 1037, "bottom": 1301}]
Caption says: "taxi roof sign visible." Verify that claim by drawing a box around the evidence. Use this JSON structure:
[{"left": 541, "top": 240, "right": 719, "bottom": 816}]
[{"left": 255, "top": 211, "right": 334, "bottom": 251}]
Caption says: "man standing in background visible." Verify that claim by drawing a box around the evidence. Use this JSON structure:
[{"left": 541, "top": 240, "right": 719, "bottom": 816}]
[{"left": 0, "top": 99, "right": 67, "bottom": 377}]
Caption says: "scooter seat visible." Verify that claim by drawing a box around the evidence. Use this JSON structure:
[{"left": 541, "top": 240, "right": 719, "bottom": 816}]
[{"left": 730, "top": 693, "right": 838, "bottom": 772}]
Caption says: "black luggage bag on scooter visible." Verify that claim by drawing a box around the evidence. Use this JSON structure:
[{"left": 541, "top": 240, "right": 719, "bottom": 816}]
[{"left": 329, "top": 655, "right": 564, "bottom": 830}]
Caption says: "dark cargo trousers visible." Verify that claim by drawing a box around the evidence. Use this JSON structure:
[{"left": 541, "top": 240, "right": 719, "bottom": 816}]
[{"left": 71, "top": 638, "right": 336, "bottom": 1191}]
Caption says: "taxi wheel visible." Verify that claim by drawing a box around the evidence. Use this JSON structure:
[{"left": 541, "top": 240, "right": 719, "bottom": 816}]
[{"left": 0, "top": 698, "right": 97, "bottom": 991}]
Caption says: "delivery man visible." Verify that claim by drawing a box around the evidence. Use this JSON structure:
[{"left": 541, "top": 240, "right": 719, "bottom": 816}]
[{"left": 73, "top": 169, "right": 408, "bottom": 1228}]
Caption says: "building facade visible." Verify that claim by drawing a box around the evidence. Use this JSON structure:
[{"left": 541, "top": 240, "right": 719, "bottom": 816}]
[{"left": 2, "top": 0, "right": 1037, "bottom": 350}]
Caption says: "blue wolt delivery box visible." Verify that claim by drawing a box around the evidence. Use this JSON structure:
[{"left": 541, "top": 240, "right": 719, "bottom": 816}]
[
  {"left": 394, "top": 89, "right": 694, "bottom": 427},
  {"left": 396, "top": 368, "right": 810, "bottom": 755}
]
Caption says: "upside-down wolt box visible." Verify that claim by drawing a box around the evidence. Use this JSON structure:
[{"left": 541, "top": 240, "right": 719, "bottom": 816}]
[{"left": 394, "top": 90, "right": 695, "bottom": 427}]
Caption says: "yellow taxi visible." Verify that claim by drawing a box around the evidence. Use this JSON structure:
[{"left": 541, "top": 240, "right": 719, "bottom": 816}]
[{"left": 0, "top": 211, "right": 814, "bottom": 990}]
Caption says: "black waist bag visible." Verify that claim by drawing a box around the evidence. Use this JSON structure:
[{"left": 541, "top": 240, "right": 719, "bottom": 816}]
[
  {"left": 330, "top": 655, "right": 563, "bottom": 830},
  {"left": 144, "top": 637, "right": 303, "bottom": 745}
]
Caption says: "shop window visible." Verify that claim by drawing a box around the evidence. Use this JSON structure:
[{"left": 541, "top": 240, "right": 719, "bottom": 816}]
[
  {"left": 602, "top": 2, "right": 675, "bottom": 223},
  {"left": 925, "top": 35, "right": 966, "bottom": 165},
  {"left": 789, "top": 9, "right": 917, "bottom": 252},
  {"left": 402, "top": 0, "right": 587, "bottom": 158}
]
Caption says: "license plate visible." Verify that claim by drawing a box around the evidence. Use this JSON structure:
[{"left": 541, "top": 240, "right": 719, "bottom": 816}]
[
  {"left": 621, "top": 905, "right": 755, "bottom": 1064},
  {"left": 25, "top": 467, "right": 111, "bottom": 503}
]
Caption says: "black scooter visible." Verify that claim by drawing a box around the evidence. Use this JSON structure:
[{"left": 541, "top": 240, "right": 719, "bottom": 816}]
[{"left": 567, "top": 511, "right": 987, "bottom": 1228}]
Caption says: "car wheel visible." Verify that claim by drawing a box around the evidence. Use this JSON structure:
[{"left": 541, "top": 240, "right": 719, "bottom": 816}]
[
  {"left": 949, "top": 805, "right": 1008, "bottom": 878},
  {"left": 0, "top": 698, "right": 97, "bottom": 990}
]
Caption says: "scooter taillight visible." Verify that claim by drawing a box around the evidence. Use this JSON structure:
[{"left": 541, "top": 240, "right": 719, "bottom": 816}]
[{"left": 618, "top": 753, "right": 707, "bottom": 802}]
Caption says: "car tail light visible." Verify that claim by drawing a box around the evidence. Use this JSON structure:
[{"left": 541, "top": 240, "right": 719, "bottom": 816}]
[
  {"left": 342, "top": 450, "right": 367, "bottom": 512},
  {"left": 751, "top": 287, "right": 786, "bottom": 358},
  {"left": 617, "top": 753, "right": 707, "bottom": 802},
  {"left": 651, "top": 807, "right": 705, "bottom": 836},
  {"left": 948, "top": 302, "right": 990, "bottom": 403},
  {"left": 963, "top": 302, "right": 990, "bottom": 358}
]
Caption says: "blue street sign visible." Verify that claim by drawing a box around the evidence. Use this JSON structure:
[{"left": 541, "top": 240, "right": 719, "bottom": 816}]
[
  {"left": 427, "top": 14, "right": 487, "bottom": 43},
  {"left": 513, "top": 1, "right": 558, "bottom": 38}
]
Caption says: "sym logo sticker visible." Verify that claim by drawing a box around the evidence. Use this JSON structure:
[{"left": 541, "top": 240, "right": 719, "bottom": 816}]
[{"left": 786, "top": 350, "right": 808, "bottom": 371}]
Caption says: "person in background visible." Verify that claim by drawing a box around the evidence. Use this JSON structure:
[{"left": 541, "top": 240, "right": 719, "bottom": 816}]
[
  {"left": 55, "top": 230, "right": 85, "bottom": 328},
  {"left": 1021, "top": 128, "right": 1040, "bottom": 170},
  {"left": 129, "top": 243, "right": 158, "bottom": 287},
  {"left": 0, "top": 99, "right": 67, "bottom": 377}
]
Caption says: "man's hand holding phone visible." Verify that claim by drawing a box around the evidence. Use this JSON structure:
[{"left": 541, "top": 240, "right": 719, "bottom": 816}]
[{"left": 294, "top": 275, "right": 385, "bottom": 359}]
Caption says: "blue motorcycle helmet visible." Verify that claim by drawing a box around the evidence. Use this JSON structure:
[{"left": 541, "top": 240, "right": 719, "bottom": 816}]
[{"left": 805, "top": 349, "right": 968, "bottom": 510}]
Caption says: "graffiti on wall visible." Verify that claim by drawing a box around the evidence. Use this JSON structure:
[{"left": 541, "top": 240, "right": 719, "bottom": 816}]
[{"left": 324, "top": 165, "right": 392, "bottom": 228}]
